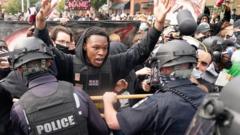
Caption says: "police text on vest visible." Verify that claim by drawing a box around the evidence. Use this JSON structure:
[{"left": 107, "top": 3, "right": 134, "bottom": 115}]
[{"left": 36, "top": 115, "right": 76, "bottom": 134}]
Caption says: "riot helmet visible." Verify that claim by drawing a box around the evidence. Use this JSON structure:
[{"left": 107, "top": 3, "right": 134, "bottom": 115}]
[
  {"left": 186, "top": 77, "right": 240, "bottom": 135},
  {"left": 149, "top": 40, "right": 197, "bottom": 89},
  {"left": 9, "top": 37, "right": 53, "bottom": 75},
  {"left": 218, "top": 77, "right": 240, "bottom": 135},
  {"left": 153, "top": 40, "right": 196, "bottom": 68},
  {"left": 202, "top": 36, "right": 223, "bottom": 53}
]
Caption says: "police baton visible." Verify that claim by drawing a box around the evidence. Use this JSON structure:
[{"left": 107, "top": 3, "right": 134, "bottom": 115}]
[
  {"left": 13, "top": 94, "right": 153, "bottom": 102},
  {"left": 90, "top": 94, "right": 152, "bottom": 101}
]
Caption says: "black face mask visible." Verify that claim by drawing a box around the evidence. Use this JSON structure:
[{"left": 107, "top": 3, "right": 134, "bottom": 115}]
[
  {"left": 0, "top": 68, "right": 10, "bottom": 79},
  {"left": 68, "top": 49, "right": 75, "bottom": 54},
  {"left": 56, "top": 44, "right": 69, "bottom": 54}
]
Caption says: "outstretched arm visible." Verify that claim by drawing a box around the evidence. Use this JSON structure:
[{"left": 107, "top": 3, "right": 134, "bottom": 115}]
[
  {"left": 112, "top": 0, "right": 172, "bottom": 81},
  {"left": 34, "top": 0, "right": 54, "bottom": 46},
  {"left": 153, "top": 0, "right": 172, "bottom": 31}
]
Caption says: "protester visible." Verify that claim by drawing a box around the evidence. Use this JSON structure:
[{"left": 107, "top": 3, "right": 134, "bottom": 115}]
[
  {"left": 2, "top": 0, "right": 240, "bottom": 134},
  {"left": 103, "top": 40, "right": 206, "bottom": 135},
  {"left": 191, "top": 49, "right": 212, "bottom": 92},
  {"left": 0, "top": 40, "right": 10, "bottom": 79},
  {"left": 233, "top": 19, "right": 240, "bottom": 47},
  {"left": 34, "top": 0, "right": 170, "bottom": 96},
  {"left": 194, "top": 22, "right": 211, "bottom": 41},
  {"left": 50, "top": 25, "right": 75, "bottom": 54},
  {"left": 10, "top": 37, "right": 108, "bottom": 135},
  {"left": 26, "top": 26, "right": 35, "bottom": 37},
  {"left": 0, "top": 39, "right": 29, "bottom": 98}
]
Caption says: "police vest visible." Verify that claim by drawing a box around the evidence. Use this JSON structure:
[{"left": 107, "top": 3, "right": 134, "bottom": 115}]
[
  {"left": 19, "top": 81, "right": 88, "bottom": 135},
  {"left": 73, "top": 56, "right": 114, "bottom": 96}
]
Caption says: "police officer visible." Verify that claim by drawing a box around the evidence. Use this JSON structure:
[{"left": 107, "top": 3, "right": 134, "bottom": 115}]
[
  {"left": 186, "top": 77, "right": 240, "bottom": 135},
  {"left": 10, "top": 37, "right": 108, "bottom": 135},
  {"left": 103, "top": 40, "right": 206, "bottom": 135},
  {"left": 33, "top": 0, "right": 172, "bottom": 96}
]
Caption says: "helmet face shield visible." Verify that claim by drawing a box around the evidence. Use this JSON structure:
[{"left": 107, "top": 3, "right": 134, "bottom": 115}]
[
  {"left": 186, "top": 84, "right": 240, "bottom": 135},
  {"left": 186, "top": 112, "right": 216, "bottom": 135},
  {"left": 13, "top": 52, "right": 52, "bottom": 69},
  {"left": 186, "top": 107, "right": 240, "bottom": 135}
]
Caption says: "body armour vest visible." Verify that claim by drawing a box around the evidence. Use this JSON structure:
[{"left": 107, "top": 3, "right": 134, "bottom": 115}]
[
  {"left": 73, "top": 56, "right": 115, "bottom": 96},
  {"left": 19, "top": 81, "right": 88, "bottom": 135}
]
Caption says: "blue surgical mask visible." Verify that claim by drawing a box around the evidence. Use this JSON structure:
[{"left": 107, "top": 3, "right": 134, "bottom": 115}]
[{"left": 191, "top": 68, "right": 203, "bottom": 79}]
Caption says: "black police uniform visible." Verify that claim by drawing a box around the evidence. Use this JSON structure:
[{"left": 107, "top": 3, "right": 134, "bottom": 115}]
[
  {"left": 10, "top": 73, "right": 108, "bottom": 135},
  {"left": 116, "top": 79, "right": 206, "bottom": 135}
]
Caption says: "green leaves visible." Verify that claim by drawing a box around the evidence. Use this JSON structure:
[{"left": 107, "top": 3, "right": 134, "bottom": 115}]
[
  {"left": 56, "top": 0, "right": 65, "bottom": 12},
  {"left": 91, "top": 0, "right": 106, "bottom": 10},
  {"left": 3, "top": 0, "right": 21, "bottom": 14},
  {"left": 3, "top": 0, "right": 38, "bottom": 14}
]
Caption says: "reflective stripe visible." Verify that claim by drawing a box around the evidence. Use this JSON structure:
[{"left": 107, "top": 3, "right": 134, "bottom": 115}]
[
  {"left": 73, "top": 93, "right": 80, "bottom": 108},
  {"left": 23, "top": 110, "right": 31, "bottom": 130}
]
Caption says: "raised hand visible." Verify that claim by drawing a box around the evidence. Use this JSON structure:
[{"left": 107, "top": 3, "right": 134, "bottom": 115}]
[
  {"left": 36, "top": 0, "right": 53, "bottom": 29},
  {"left": 37, "top": 0, "right": 51, "bottom": 20},
  {"left": 153, "top": 0, "right": 172, "bottom": 31}
]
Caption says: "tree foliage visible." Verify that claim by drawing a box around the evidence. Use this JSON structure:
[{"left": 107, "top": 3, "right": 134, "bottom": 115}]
[
  {"left": 3, "top": 0, "right": 21, "bottom": 14},
  {"left": 3, "top": 0, "right": 38, "bottom": 14},
  {"left": 29, "top": 0, "right": 39, "bottom": 6},
  {"left": 91, "top": 0, "right": 107, "bottom": 10},
  {"left": 57, "top": 0, "right": 65, "bottom": 12}
]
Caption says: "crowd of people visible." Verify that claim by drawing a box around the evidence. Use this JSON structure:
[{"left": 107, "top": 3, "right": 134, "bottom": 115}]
[{"left": 1, "top": 0, "right": 240, "bottom": 135}]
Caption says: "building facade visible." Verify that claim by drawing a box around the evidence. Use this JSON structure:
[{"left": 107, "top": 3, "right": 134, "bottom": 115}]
[
  {"left": 111, "top": 0, "right": 240, "bottom": 15},
  {"left": 206, "top": 0, "right": 240, "bottom": 14}
]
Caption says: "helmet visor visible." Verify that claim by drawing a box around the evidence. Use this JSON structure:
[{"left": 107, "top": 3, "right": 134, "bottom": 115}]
[{"left": 185, "top": 112, "right": 216, "bottom": 135}]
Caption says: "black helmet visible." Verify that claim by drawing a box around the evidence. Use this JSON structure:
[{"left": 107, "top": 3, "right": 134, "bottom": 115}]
[
  {"left": 10, "top": 37, "right": 52, "bottom": 69},
  {"left": 186, "top": 77, "right": 240, "bottom": 135},
  {"left": 218, "top": 77, "right": 240, "bottom": 135},
  {"left": 202, "top": 36, "right": 223, "bottom": 52},
  {"left": 154, "top": 40, "right": 196, "bottom": 67}
]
